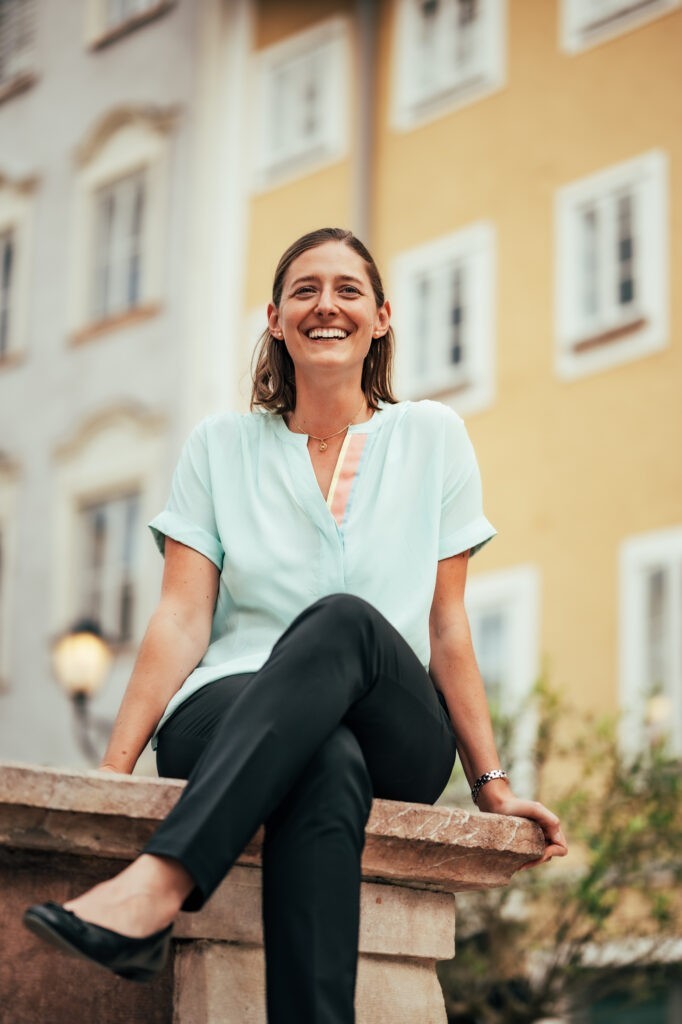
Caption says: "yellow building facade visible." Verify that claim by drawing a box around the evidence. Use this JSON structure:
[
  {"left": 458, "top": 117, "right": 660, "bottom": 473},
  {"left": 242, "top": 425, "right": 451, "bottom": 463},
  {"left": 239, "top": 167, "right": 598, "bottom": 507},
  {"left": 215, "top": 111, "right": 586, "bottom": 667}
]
[{"left": 241, "top": 0, "right": 682, "bottom": 764}]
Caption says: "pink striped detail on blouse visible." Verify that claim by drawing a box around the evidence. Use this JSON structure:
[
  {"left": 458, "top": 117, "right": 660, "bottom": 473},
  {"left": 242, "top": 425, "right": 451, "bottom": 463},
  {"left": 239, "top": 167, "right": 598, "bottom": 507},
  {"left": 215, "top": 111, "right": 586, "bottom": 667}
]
[{"left": 327, "top": 433, "right": 368, "bottom": 526}]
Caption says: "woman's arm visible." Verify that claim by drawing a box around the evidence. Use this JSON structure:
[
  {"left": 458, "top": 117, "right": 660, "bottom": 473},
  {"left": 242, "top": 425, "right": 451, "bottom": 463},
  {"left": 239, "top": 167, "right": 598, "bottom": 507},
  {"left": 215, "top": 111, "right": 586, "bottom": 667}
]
[
  {"left": 429, "top": 550, "right": 567, "bottom": 866},
  {"left": 99, "top": 538, "right": 220, "bottom": 775}
]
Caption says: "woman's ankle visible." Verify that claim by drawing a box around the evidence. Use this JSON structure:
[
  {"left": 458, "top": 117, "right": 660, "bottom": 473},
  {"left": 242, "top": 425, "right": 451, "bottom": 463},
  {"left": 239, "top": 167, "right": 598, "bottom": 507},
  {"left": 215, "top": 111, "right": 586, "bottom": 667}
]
[{"left": 133, "top": 854, "right": 195, "bottom": 905}]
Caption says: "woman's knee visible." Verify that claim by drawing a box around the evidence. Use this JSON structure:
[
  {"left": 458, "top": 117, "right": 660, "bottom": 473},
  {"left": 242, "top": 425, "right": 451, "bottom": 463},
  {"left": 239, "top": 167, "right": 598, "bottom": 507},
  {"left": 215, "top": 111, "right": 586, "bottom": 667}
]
[{"left": 309, "top": 592, "right": 382, "bottom": 638}]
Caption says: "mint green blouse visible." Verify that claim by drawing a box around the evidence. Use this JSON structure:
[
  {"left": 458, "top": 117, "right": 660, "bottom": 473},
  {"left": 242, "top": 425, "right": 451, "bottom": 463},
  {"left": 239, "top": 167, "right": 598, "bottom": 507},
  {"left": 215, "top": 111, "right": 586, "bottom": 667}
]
[{"left": 148, "top": 399, "right": 496, "bottom": 744}]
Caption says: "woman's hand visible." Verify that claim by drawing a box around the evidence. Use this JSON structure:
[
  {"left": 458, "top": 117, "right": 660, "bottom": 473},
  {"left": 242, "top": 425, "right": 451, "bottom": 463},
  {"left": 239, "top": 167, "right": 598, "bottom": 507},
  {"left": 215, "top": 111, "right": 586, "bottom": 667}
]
[
  {"left": 477, "top": 788, "right": 568, "bottom": 869},
  {"left": 97, "top": 764, "right": 129, "bottom": 775}
]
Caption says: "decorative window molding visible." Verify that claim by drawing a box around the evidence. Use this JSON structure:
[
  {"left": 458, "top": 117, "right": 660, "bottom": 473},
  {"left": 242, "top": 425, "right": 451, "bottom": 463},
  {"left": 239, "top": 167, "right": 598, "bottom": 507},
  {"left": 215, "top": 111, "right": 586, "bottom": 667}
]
[
  {"left": 554, "top": 150, "right": 668, "bottom": 381},
  {"left": 253, "top": 17, "right": 349, "bottom": 190},
  {"left": 0, "top": 173, "right": 36, "bottom": 365},
  {"left": 68, "top": 107, "right": 176, "bottom": 342},
  {"left": 0, "top": 0, "right": 38, "bottom": 103},
  {"left": 85, "top": 0, "right": 175, "bottom": 51},
  {"left": 619, "top": 526, "right": 682, "bottom": 757},
  {"left": 0, "top": 456, "right": 19, "bottom": 693},
  {"left": 391, "top": 0, "right": 506, "bottom": 131},
  {"left": 390, "top": 223, "right": 495, "bottom": 415},
  {"left": 464, "top": 564, "right": 541, "bottom": 796},
  {"left": 51, "top": 406, "right": 167, "bottom": 650},
  {"left": 560, "top": 0, "right": 680, "bottom": 54}
]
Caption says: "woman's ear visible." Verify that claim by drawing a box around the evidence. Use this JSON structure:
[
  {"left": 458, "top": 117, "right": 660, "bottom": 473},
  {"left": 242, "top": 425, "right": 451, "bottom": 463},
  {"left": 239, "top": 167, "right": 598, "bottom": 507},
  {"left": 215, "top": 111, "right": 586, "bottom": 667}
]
[
  {"left": 373, "top": 299, "right": 391, "bottom": 338},
  {"left": 267, "top": 303, "right": 283, "bottom": 338}
]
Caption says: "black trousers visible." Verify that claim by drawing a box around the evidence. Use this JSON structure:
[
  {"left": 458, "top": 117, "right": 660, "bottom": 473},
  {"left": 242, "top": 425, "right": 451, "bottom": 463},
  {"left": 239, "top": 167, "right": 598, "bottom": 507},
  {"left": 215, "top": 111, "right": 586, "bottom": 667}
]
[{"left": 145, "top": 594, "right": 457, "bottom": 1024}]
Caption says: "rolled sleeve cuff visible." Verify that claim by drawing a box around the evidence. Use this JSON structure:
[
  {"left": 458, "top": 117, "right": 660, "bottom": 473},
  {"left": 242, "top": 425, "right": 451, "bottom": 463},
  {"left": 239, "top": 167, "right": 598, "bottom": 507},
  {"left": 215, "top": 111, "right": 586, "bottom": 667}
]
[
  {"left": 148, "top": 511, "right": 224, "bottom": 571},
  {"left": 438, "top": 517, "right": 497, "bottom": 560}
]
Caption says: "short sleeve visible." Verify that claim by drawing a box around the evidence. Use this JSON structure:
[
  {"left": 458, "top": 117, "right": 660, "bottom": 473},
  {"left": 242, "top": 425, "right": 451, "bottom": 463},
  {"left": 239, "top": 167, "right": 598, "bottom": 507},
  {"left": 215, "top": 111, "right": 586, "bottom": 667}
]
[
  {"left": 439, "top": 409, "right": 496, "bottom": 560},
  {"left": 148, "top": 418, "right": 225, "bottom": 570}
]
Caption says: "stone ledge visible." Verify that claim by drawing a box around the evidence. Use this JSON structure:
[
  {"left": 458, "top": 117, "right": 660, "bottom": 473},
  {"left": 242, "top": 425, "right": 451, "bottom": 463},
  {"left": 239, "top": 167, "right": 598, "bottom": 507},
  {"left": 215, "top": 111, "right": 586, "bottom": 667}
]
[
  {"left": 1, "top": 761, "right": 545, "bottom": 1023},
  {"left": 0, "top": 760, "right": 544, "bottom": 892}
]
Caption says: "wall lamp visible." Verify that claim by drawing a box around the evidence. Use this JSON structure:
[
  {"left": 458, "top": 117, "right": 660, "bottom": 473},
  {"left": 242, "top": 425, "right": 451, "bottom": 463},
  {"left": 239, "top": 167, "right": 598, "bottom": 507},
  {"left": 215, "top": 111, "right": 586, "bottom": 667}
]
[{"left": 52, "top": 619, "right": 114, "bottom": 764}]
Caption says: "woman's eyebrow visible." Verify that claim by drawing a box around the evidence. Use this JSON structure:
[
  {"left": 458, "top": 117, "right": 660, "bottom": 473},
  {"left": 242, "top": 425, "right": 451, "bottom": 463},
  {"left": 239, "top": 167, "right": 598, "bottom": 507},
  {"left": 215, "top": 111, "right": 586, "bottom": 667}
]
[{"left": 289, "top": 274, "right": 365, "bottom": 287}]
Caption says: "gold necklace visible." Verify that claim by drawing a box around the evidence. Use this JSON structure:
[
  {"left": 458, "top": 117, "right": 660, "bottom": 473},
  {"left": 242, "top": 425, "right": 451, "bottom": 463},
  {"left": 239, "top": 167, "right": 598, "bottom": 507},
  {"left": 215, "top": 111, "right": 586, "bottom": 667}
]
[{"left": 291, "top": 399, "right": 366, "bottom": 452}]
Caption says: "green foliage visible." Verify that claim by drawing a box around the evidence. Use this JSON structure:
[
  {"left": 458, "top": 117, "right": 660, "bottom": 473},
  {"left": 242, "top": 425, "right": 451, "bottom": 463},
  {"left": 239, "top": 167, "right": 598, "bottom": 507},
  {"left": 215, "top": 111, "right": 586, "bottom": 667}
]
[{"left": 437, "top": 680, "right": 682, "bottom": 1024}]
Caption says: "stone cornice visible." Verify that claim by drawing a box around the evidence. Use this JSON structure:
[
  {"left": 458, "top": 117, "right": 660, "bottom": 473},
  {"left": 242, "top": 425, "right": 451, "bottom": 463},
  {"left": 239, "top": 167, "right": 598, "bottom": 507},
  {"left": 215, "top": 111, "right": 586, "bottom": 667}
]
[{"left": 0, "top": 761, "right": 544, "bottom": 892}]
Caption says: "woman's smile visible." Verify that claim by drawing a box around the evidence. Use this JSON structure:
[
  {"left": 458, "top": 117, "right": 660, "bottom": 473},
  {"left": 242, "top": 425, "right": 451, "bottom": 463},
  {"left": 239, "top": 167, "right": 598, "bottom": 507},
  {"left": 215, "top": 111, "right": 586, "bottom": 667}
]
[{"left": 305, "top": 328, "right": 349, "bottom": 341}]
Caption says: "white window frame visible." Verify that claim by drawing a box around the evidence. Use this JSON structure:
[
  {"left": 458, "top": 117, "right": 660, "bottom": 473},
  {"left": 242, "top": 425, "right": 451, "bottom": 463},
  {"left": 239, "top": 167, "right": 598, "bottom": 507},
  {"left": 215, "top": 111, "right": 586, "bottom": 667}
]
[
  {"left": 464, "top": 565, "right": 541, "bottom": 797},
  {"left": 84, "top": 0, "right": 175, "bottom": 49},
  {"left": 78, "top": 490, "right": 141, "bottom": 645},
  {"left": 90, "top": 169, "right": 146, "bottom": 322},
  {"left": 390, "top": 222, "right": 495, "bottom": 415},
  {"left": 68, "top": 111, "right": 173, "bottom": 339},
  {"left": 0, "top": 460, "right": 19, "bottom": 693},
  {"left": 253, "top": 17, "right": 350, "bottom": 190},
  {"left": 391, "top": 0, "right": 506, "bottom": 131},
  {"left": 554, "top": 150, "right": 668, "bottom": 381},
  {"left": 619, "top": 526, "right": 682, "bottom": 757},
  {"left": 560, "top": 0, "right": 681, "bottom": 54},
  {"left": 0, "top": 0, "right": 38, "bottom": 96},
  {"left": 0, "top": 177, "right": 34, "bottom": 364},
  {"left": 51, "top": 408, "right": 167, "bottom": 650}
]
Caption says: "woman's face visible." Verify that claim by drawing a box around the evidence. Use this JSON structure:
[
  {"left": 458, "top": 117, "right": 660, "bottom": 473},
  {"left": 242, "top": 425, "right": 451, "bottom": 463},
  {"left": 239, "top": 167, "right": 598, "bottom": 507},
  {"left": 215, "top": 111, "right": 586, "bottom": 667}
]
[{"left": 267, "top": 241, "right": 390, "bottom": 384}]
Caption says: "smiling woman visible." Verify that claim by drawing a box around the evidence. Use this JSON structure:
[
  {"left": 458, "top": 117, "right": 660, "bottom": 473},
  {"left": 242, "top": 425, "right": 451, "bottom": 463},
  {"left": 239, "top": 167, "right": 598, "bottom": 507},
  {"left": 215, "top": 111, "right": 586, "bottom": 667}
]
[
  {"left": 24, "top": 227, "right": 566, "bottom": 1024},
  {"left": 252, "top": 226, "right": 396, "bottom": 422}
]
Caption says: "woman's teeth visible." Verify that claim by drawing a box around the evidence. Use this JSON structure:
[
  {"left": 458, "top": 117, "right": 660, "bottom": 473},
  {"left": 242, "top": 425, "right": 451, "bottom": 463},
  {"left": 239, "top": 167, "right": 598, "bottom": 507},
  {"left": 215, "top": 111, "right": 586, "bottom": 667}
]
[{"left": 306, "top": 329, "right": 349, "bottom": 340}]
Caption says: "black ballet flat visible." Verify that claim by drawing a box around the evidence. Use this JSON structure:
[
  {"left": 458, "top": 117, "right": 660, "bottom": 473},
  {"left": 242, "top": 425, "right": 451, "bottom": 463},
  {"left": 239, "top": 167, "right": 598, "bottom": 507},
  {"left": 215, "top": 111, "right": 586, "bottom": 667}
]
[{"left": 23, "top": 901, "right": 173, "bottom": 982}]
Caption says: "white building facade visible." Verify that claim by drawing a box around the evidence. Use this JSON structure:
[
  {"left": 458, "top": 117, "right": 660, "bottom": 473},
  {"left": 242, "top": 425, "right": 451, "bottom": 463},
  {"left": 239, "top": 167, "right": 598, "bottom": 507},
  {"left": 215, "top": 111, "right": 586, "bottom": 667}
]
[{"left": 0, "top": 0, "right": 253, "bottom": 768}]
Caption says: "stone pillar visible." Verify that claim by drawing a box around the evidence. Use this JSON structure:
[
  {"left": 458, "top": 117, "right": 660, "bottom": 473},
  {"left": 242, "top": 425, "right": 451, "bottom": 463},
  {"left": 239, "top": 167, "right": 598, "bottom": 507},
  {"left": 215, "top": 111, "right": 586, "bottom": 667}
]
[{"left": 0, "top": 762, "right": 544, "bottom": 1024}]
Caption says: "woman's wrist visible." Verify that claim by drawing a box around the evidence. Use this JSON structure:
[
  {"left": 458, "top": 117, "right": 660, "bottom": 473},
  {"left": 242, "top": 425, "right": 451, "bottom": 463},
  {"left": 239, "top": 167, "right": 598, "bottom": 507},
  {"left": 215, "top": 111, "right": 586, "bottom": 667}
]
[
  {"left": 472, "top": 776, "right": 514, "bottom": 813},
  {"left": 98, "top": 761, "right": 133, "bottom": 775}
]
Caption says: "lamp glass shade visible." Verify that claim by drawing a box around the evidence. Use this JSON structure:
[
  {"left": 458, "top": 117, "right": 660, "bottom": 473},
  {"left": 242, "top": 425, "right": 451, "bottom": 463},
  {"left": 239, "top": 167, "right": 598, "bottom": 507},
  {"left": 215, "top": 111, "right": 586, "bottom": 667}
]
[{"left": 52, "top": 630, "right": 113, "bottom": 698}]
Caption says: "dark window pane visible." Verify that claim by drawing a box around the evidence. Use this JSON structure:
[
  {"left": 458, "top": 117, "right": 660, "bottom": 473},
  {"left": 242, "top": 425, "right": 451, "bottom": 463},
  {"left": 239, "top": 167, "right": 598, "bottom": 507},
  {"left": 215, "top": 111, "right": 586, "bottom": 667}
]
[
  {"left": 449, "top": 264, "right": 464, "bottom": 366},
  {"left": 617, "top": 192, "right": 635, "bottom": 308}
]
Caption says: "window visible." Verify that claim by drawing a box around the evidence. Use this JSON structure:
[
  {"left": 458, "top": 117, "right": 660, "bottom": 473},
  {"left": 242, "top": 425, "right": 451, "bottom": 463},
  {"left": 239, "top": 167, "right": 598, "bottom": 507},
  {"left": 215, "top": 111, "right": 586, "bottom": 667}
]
[
  {"left": 391, "top": 223, "right": 495, "bottom": 415},
  {"left": 465, "top": 566, "right": 541, "bottom": 795},
  {"left": 69, "top": 109, "right": 174, "bottom": 341},
  {"left": 392, "top": 0, "right": 506, "bottom": 130},
  {"left": 91, "top": 171, "right": 145, "bottom": 321},
  {"left": 79, "top": 491, "right": 140, "bottom": 644},
  {"left": 0, "top": 176, "right": 33, "bottom": 363},
  {"left": 561, "top": 0, "right": 680, "bottom": 53},
  {"left": 51, "top": 407, "right": 167, "bottom": 651},
  {"left": 0, "top": 0, "right": 37, "bottom": 98},
  {"left": 104, "top": 0, "right": 161, "bottom": 30},
  {"left": 85, "top": 0, "right": 174, "bottom": 48},
  {"left": 554, "top": 150, "right": 668, "bottom": 380},
  {"left": 254, "top": 18, "right": 349, "bottom": 188},
  {"left": 620, "top": 527, "right": 682, "bottom": 757}
]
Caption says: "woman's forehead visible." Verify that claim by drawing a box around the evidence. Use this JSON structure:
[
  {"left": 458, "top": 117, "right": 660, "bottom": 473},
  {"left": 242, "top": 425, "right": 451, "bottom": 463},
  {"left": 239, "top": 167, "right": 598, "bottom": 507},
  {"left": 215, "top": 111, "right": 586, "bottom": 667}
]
[{"left": 285, "top": 241, "right": 370, "bottom": 284}]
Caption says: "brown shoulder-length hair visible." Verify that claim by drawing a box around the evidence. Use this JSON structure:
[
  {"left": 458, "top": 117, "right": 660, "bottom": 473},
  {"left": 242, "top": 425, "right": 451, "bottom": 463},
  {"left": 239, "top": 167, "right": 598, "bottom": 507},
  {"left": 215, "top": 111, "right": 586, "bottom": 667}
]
[{"left": 250, "top": 227, "right": 397, "bottom": 414}]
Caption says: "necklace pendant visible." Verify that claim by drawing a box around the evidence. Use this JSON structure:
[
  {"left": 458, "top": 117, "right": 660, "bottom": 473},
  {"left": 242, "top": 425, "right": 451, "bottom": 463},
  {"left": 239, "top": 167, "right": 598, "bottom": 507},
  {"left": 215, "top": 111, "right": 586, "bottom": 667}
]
[{"left": 319, "top": 440, "right": 328, "bottom": 452}]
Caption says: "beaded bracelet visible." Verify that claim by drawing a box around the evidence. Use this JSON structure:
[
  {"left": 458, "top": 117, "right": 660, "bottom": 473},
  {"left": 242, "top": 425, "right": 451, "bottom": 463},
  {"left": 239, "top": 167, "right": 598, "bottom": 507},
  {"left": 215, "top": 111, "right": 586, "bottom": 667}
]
[{"left": 471, "top": 769, "right": 509, "bottom": 805}]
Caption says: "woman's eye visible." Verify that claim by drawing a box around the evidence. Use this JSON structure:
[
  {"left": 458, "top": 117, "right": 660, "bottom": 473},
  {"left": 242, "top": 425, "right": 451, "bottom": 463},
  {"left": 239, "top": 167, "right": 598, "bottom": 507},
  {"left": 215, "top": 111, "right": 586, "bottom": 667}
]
[
  {"left": 340, "top": 286, "right": 360, "bottom": 295},
  {"left": 294, "top": 286, "right": 315, "bottom": 296}
]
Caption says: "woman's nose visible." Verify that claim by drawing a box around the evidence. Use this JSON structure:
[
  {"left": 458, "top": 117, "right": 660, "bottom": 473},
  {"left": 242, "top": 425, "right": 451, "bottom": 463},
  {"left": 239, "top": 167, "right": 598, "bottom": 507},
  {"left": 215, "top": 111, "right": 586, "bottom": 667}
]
[{"left": 314, "top": 287, "right": 338, "bottom": 315}]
